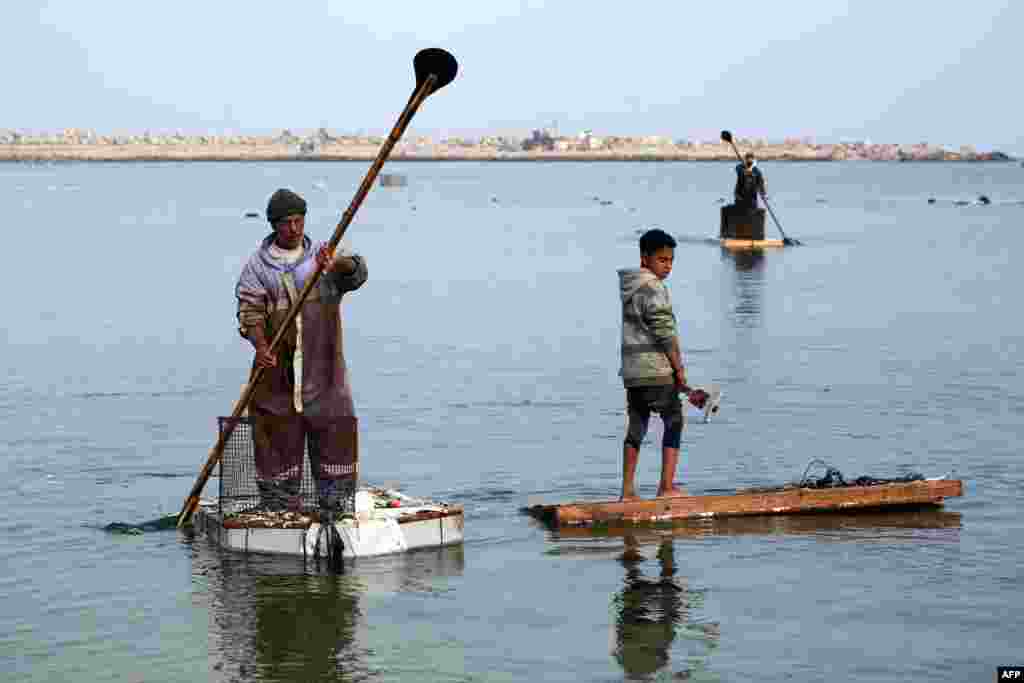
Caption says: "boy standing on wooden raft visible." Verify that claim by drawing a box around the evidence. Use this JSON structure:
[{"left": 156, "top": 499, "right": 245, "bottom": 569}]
[{"left": 617, "top": 229, "right": 688, "bottom": 501}]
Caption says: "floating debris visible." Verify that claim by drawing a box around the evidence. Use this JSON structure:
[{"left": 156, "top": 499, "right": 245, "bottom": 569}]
[
  {"left": 380, "top": 173, "right": 407, "bottom": 188},
  {"left": 103, "top": 514, "right": 179, "bottom": 534},
  {"left": 946, "top": 195, "right": 994, "bottom": 207},
  {"left": 244, "top": 211, "right": 260, "bottom": 218}
]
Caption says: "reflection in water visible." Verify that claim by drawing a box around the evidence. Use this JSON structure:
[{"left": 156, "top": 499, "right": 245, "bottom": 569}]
[
  {"left": 580, "top": 510, "right": 959, "bottom": 680},
  {"left": 199, "top": 543, "right": 465, "bottom": 682},
  {"left": 612, "top": 537, "right": 720, "bottom": 681},
  {"left": 253, "top": 574, "right": 362, "bottom": 682},
  {"left": 720, "top": 247, "right": 765, "bottom": 330},
  {"left": 557, "top": 509, "right": 963, "bottom": 543}
]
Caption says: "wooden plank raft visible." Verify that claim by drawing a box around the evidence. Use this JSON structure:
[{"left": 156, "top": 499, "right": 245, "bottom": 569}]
[
  {"left": 549, "top": 509, "right": 962, "bottom": 540},
  {"left": 527, "top": 479, "right": 963, "bottom": 528}
]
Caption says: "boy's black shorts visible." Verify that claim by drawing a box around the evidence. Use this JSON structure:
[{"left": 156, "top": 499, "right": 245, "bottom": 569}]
[{"left": 624, "top": 385, "right": 685, "bottom": 449}]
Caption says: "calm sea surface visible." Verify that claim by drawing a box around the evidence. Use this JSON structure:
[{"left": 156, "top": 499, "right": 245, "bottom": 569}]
[{"left": 1, "top": 160, "right": 1021, "bottom": 682}]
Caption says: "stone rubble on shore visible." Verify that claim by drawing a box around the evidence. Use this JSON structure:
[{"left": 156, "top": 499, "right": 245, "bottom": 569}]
[{"left": 0, "top": 128, "right": 1014, "bottom": 162}]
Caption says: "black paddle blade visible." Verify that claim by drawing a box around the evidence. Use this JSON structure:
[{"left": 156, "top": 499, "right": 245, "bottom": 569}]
[
  {"left": 720, "top": 130, "right": 733, "bottom": 143},
  {"left": 414, "top": 48, "right": 458, "bottom": 95}
]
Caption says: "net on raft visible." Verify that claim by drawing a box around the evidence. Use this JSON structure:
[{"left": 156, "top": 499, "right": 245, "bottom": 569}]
[
  {"left": 217, "top": 416, "right": 357, "bottom": 516},
  {"left": 740, "top": 459, "right": 926, "bottom": 495}
]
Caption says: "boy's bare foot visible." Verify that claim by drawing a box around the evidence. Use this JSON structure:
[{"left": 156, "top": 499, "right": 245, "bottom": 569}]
[{"left": 655, "top": 486, "right": 688, "bottom": 498}]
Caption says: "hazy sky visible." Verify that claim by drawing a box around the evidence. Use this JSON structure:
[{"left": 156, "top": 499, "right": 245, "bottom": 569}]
[{"left": 6, "top": 1, "right": 1020, "bottom": 151}]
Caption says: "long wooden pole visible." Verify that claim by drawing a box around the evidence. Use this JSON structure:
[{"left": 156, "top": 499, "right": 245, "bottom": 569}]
[{"left": 176, "top": 73, "right": 438, "bottom": 527}]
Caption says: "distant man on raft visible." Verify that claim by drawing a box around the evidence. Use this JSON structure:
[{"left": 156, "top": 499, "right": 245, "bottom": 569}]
[{"left": 734, "top": 152, "right": 767, "bottom": 210}]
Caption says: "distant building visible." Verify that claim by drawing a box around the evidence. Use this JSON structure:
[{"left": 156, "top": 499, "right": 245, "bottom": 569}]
[
  {"left": 480, "top": 136, "right": 520, "bottom": 152},
  {"left": 441, "top": 137, "right": 476, "bottom": 148},
  {"left": 641, "top": 135, "right": 670, "bottom": 146},
  {"left": 522, "top": 129, "right": 554, "bottom": 152},
  {"left": 276, "top": 129, "right": 299, "bottom": 145},
  {"left": 576, "top": 130, "right": 607, "bottom": 151}
]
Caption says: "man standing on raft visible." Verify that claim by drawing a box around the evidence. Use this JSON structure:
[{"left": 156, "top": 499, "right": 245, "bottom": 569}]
[
  {"left": 617, "top": 228, "right": 688, "bottom": 501},
  {"left": 235, "top": 188, "right": 368, "bottom": 512},
  {"left": 734, "top": 151, "right": 766, "bottom": 210}
]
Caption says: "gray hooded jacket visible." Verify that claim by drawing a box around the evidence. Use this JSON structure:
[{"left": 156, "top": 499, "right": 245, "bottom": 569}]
[{"left": 618, "top": 267, "right": 678, "bottom": 387}]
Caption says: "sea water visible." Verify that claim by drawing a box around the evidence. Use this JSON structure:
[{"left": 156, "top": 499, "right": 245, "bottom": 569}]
[{"left": 1, "top": 159, "right": 1021, "bottom": 681}]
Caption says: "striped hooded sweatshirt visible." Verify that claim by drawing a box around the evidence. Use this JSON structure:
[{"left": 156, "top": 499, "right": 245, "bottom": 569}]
[{"left": 618, "top": 267, "right": 678, "bottom": 387}]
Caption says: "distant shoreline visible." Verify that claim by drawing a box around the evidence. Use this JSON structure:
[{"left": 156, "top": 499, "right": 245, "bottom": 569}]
[
  {"left": 0, "top": 140, "right": 1016, "bottom": 163},
  {"left": 0, "top": 151, "right": 1016, "bottom": 163},
  {"left": 2, "top": 154, "right": 843, "bottom": 163}
]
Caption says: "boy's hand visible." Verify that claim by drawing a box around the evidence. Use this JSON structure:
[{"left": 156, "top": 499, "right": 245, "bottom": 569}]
[
  {"left": 687, "top": 389, "right": 709, "bottom": 409},
  {"left": 673, "top": 368, "right": 688, "bottom": 392}
]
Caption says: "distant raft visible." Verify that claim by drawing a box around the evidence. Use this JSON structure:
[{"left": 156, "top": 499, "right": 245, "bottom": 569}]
[{"left": 719, "top": 205, "right": 784, "bottom": 250}]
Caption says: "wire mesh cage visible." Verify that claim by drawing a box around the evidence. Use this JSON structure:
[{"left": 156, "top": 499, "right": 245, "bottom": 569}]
[{"left": 217, "top": 416, "right": 357, "bottom": 516}]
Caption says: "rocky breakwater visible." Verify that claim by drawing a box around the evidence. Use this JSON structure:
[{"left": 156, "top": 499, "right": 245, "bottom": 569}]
[{"left": 0, "top": 129, "right": 1015, "bottom": 162}]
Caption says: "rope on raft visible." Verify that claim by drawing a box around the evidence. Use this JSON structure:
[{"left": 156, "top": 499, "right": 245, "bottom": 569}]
[
  {"left": 797, "top": 459, "right": 924, "bottom": 489},
  {"left": 308, "top": 507, "right": 345, "bottom": 573},
  {"left": 742, "top": 460, "right": 925, "bottom": 494}
]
